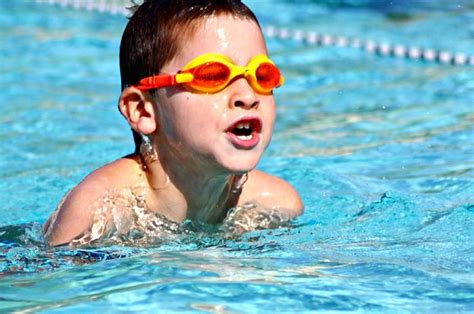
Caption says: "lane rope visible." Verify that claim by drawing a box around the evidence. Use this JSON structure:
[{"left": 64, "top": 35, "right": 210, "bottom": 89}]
[{"left": 35, "top": 0, "right": 474, "bottom": 67}]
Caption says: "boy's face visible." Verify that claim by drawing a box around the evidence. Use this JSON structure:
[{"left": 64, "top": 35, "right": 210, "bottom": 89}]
[{"left": 154, "top": 15, "right": 275, "bottom": 175}]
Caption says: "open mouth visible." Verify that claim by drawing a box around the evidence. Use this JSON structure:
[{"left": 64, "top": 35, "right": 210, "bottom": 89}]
[
  {"left": 227, "top": 119, "right": 262, "bottom": 140},
  {"left": 226, "top": 118, "right": 262, "bottom": 149}
]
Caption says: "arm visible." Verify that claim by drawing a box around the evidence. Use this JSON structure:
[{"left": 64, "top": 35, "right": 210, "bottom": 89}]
[
  {"left": 44, "top": 157, "right": 138, "bottom": 246},
  {"left": 44, "top": 177, "right": 106, "bottom": 246}
]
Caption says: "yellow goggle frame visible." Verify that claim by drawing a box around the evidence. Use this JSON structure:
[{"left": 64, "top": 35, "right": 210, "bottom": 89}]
[{"left": 135, "top": 53, "right": 284, "bottom": 94}]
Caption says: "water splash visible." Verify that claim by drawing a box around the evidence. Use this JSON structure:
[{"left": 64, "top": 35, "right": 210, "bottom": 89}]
[
  {"left": 2, "top": 187, "right": 293, "bottom": 274},
  {"left": 221, "top": 203, "right": 293, "bottom": 237},
  {"left": 0, "top": 222, "right": 151, "bottom": 274},
  {"left": 66, "top": 186, "right": 181, "bottom": 247},
  {"left": 43, "top": 179, "right": 294, "bottom": 248}
]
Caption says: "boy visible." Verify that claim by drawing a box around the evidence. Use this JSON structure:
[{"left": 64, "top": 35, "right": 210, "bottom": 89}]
[{"left": 44, "top": 0, "right": 303, "bottom": 246}]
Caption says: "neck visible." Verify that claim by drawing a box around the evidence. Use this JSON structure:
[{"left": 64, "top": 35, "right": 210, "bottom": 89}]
[{"left": 139, "top": 152, "right": 239, "bottom": 224}]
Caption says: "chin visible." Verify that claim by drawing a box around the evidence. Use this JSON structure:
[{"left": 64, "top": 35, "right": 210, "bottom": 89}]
[{"left": 215, "top": 153, "right": 262, "bottom": 174}]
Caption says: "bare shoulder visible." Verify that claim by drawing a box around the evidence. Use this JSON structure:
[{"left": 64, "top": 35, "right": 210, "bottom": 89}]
[
  {"left": 44, "top": 155, "right": 141, "bottom": 246},
  {"left": 238, "top": 169, "right": 304, "bottom": 218}
]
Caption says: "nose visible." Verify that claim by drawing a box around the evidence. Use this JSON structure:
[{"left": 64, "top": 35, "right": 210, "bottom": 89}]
[{"left": 228, "top": 77, "right": 259, "bottom": 110}]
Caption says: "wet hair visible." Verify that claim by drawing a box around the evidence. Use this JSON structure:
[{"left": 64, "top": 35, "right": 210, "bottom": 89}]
[{"left": 119, "top": 0, "right": 261, "bottom": 152}]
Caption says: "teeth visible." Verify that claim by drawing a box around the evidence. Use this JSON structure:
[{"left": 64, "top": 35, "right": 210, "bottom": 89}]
[
  {"left": 235, "top": 122, "right": 251, "bottom": 129},
  {"left": 237, "top": 135, "right": 252, "bottom": 140}
]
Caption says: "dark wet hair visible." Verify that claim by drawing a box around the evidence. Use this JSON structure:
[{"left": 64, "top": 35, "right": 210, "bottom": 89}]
[{"left": 119, "top": 0, "right": 261, "bottom": 152}]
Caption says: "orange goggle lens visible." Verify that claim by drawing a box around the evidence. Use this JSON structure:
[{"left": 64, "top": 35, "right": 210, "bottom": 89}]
[
  {"left": 256, "top": 63, "right": 281, "bottom": 89},
  {"left": 190, "top": 62, "right": 231, "bottom": 88}
]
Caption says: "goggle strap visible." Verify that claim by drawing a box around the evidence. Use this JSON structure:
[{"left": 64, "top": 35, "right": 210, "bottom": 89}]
[
  {"left": 137, "top": 75, "right": 175, "bottom": 90},
  {"left": 136, "top": 73, "right": 194, "bottom": 90}
]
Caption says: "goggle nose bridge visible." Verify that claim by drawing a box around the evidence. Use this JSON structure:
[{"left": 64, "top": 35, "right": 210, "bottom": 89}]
[{"left": 226, "top": 66, "right": 254, "bottom": 88}]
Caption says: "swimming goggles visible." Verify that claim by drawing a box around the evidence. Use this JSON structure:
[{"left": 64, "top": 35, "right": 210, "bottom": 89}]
[{"left": 134, "top": 53, "right": 284, "bottom": 94}]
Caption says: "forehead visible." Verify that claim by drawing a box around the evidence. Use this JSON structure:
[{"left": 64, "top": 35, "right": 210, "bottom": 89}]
[{"left": 168, "top": 15, "right": 267, "bottom": 70}]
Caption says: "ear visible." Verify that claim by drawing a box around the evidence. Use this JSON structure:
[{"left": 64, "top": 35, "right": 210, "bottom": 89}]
[{"left": 118, "top": 87, "right": 158, "bottom": 135}]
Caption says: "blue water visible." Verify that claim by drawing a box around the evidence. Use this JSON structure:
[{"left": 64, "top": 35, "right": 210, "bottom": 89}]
[{"left": 1, "top": 0, "right": 473, "bottom": 312}]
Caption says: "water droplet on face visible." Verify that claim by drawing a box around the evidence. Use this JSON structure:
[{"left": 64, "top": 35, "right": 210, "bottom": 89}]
[{"left": 217, "top": 27, "right": 229, "bottom": 49}]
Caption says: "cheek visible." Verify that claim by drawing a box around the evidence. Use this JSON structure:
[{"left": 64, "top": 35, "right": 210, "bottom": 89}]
[
  {"left": 156, "top": 93, "right": 189, "bottom": 139},
  {"left": 262, "top": 99, "right": 276, "bottom": 134},
  {"left": 158, "top": 93, "right": 221, "bottom": 141},
  {"left": 179, "top": 97, "right": 221, "bottom": 132}
]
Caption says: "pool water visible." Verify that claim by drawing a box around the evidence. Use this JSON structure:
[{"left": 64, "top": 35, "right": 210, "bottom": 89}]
[{"left": 1, "top": 0, "right": 473, "bottom": 312}]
